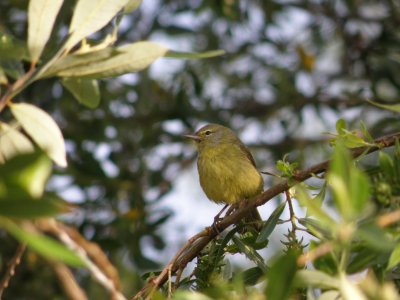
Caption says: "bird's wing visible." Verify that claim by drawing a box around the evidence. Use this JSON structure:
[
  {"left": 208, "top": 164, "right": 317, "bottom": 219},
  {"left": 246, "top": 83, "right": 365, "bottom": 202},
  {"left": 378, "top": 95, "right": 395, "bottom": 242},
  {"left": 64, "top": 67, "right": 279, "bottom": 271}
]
[{"left": 238, "top": 142, "right": 257, "bottom": 167}]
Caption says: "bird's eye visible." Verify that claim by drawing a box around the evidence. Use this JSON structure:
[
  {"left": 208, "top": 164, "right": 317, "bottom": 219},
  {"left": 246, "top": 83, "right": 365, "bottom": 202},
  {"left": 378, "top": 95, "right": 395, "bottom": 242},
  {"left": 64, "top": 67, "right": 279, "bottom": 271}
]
[{"left": 204, "top": 130, "right": 212, "bottom": 136}]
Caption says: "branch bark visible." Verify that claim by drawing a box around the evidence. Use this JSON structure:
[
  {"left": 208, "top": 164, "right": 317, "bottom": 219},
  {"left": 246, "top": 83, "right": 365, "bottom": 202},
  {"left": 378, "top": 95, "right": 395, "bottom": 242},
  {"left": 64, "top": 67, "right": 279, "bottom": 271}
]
[
  {"left": 0, "top": 243, "right": 26, "bottom": 299},
  {"left": 131, "top": 131, "right": 400, "bottom": 300}
]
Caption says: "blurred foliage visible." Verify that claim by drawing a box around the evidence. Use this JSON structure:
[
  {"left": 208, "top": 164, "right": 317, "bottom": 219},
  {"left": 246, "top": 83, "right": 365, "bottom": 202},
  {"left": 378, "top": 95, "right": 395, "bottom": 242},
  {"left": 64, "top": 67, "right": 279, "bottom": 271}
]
[{"left": 0, "top": 0, "right": 400, "bottom": 299}]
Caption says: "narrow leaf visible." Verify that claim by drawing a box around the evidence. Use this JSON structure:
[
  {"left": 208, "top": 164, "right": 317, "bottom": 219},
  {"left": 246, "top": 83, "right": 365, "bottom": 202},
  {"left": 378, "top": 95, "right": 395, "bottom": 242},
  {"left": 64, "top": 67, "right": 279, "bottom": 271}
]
[
  {"left": 387, "top": 242, "right": 400, "bottom": 270},
  {"left": 0, "top": 67, "right": 7, "bottom": 84},
  {"left": 0, "top": 59, "right": 24, "bottom": 79},
  {"left": 327, "top": 143, "right": 353, "bottom": 219},
  {"left": 232, "top": 235, "right": 267, "bottom": 272},
  {"left": 65, "top": 0, "right": 129, "bottom": 50},
  {"left": 336, "top": 118, "right": 346, "bottom": 133},
  {"left": 347, "top": 247, "right": 379, "bottom": 274},
  {"left": 173, "top": 291, "right": 213, "bottom": 300},
  {"left": 298, "top": 218, "right": 332, "bottom": 239},
  {"left": 360, "top": 121, "right": 374, "bottom": 142},
  {"left": 165, "top": 49, "right": 225, "bottom": 59},
  {"left": 319, "top": 291, "right": 341, "bottom": 300},
  {"left": 62, "top": 78, "right": 100, "bottom": 108},
  {"left": 295, "top": 186, "right": 336, "bottom": 228},
  {"left": 357, "top": 222, "right": 394, "bottom": 252},
  {"left": 123, "top": 0, "right": 142, "bottom": 13},
  {"left": 294, "top": 270, "right": 340, "bottom": 289},
  {"left": 0, "top": 197, "right": 66, "bottom": 219},
  {"left": 0, "top": 122, "right": 34, "bottom": 163},
  {"left": 348, "top": 169, "right": 370, "bottom": 214},
  {"left": 379, "top": 151, "right": 395, "bottom": 178},
  {"left": 241, "top": 267, "right": 264, "bottom": 286},
  {"left": 339, "top": 273, "right": 367, "bottom": 300},
  {"left": 0, "top": 152, "right": 52, "bottom": 199},
  {"left": 28, "top": 0, "right": 63, "bottom": 62},
  {"left": 266, "top": 251, "right": 297, "bottom": 300},
  {"left": 41, "top": 47, "right": 114, "bottom": 78},
  {"left": 1, "top": 218, "right": 83, "bottom": 266},
  {"left": 57, "top": 41, "right": 167, "bottom": 78},
  {"left": 367, "top": 99, "right": 400, "bottom": 113},
  {"left": 256, "top": 201, "right": 286, "bottom": 243},
  {"left": 0, "top": 32, "right": 29, "bottom": 60},
  {"left": 10, "top": 103, "right": 67, "bottom": 167}
]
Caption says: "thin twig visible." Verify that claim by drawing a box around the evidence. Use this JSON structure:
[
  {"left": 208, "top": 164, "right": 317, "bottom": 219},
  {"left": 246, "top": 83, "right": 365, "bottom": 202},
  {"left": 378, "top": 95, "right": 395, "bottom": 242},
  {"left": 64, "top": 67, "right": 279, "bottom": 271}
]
[
  {"left": 0, "top": 243, "right": 26, "bottom": 299},
  {"left": 297, "top": 242, "right": 334, "bottom": 267},
  {"left": 0, "top": 66, "right": 36, "bottom": 112},
  {"left": 286, "top": 190, "right": 297, "bottom": 231},
  {"left": 167, "top": 266, "right": 172, "bottom": 299},
  {"left": 51, "top": 261, "right": 88, "bottom": 300},
  {"left": 377, "top": 209, "right": 400, "bottom": 228},
  {"left": 173, "top": 267, "right": 184, "bottom": 291}
]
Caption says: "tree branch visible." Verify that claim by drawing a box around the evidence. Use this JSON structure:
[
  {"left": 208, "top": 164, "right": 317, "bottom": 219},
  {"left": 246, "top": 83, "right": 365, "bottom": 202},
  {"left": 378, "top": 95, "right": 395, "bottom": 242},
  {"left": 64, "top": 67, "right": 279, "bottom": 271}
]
[
  {"left": 131, "top": 131, "right": 400, "bottom": 300},
  {"left": 0, "top": 243, "right": 26, "bottom": 299}
]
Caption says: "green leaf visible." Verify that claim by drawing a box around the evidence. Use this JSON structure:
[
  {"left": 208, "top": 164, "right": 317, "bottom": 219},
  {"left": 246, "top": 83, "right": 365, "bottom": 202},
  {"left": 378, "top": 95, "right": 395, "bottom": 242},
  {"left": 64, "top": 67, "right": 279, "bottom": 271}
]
[
  {"left": 65, "top": 0, "right": 129, "bottom": 50},
  {"left": 61, "top": 78, "right": 100, "bottom": 108},
  {"left": 231, "top": 235, "right": 267, "bottom": 272},
  {"left": 359, "top": 121, "right": 374, "bottom": 143},
  {"left": 0, "top": 59, "right": 24, "bottom": 79},
  {"left": 173, "top": 291, "right": 213, "bottom": 300},
  {"left": 276, "top": 155, "right": 299, "bottom": 178},
  {"left": 28, "top": 0, "right": 63, "bottom": 62},
  {"left": 123, "top": 0, "right": 142, "bottom": 13},
  {"left": 165, "top": 49, "right": 225, "bottom": 59},
  {"left": 0, "top": 33, "right": 29, "bottom": 61},
  {"left": 294, "top": 269, "right": 339, "bottom": 289},
  {"left": 341, "top": 130, "right": 370, "bottom": 148},
  {"left": 0, "top": 151, "right": 52, "bottom": 198},
  {"left": 357, "top": 222, "right": 394, "bottom": 252},
  {"left": 0, "top": 122, "right": 34, "bottom": 163},
  {"left": 0, "top": 67, "right": 7, "bottom": 84},
  {"left": 0, "top": 196, "right": 66, "bottom": 219},
  {"left": 10, "top": 103, "right": 67, "bottom": 167},
  {"left": 240, "top": 267, "right": 264, "bottom": 286},
  {"left": 1, "top": 218, "right": 83, "bottom": 267},
  {"left": 379, "top": 151, "right": 395, "bottom": 178},
  {"left": 348, "top": 168, "right": 370, "bottom": 213},
  {"left": 256, "top": 201, "right": 286, "bottom": 243},
  {"left": 336, "top": 118, "right": 346, "bottom": 134},
  {"left": 295, "top": 186, "right": 336, "bottom": 228},
  {"left": 347, "top": 247, "right": 379, "bottom": 274},
  {"left": 318, "top": 291, "right": 341, "bottom": 300},
  {"left": 56, "top": 41, "right": 167, "bottom": 78},
  {"left": 339, "top": 273, "right": 366, "bottom": 300},
  {"left": 42, "top": 47, "right": 114, "bottom": 78},
  {"left": 387, "top": 242, "right": 400, "bottom": 270},
  {"left": 367, "top": 99, "right": 400, "bottom": 113},
  {"left": 332, "top": 119, "right": 372, "bottom": 148},
  {"left": 265, "top": 251, "right": 297, "bottom": 300},
  {"left": 327, "top": 143, "right": 370, "bottom": 220},
  {"left": 298, "top": 218, "right": 332, "bottom": 239}
]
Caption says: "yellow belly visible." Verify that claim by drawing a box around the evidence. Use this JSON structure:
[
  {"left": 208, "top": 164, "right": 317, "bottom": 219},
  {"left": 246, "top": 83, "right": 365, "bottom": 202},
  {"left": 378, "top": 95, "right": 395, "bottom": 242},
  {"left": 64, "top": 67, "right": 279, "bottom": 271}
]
[{"left": 197, "top": 150, "right": 263, "bottom": 204}]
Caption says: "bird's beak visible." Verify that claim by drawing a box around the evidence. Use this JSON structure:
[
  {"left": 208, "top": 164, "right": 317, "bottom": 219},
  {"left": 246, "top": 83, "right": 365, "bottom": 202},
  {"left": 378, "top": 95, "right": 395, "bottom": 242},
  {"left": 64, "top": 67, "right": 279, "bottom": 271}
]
[{"left": 184, "top": 134, "right": 201, "bottom": 142}]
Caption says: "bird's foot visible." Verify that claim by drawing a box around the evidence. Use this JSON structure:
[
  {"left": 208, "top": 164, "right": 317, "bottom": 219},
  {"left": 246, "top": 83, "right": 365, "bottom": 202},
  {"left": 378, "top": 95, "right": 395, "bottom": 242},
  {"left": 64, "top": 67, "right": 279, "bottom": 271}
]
[{"left": 237, "top": 199, "right": 250, "bottom": 209}]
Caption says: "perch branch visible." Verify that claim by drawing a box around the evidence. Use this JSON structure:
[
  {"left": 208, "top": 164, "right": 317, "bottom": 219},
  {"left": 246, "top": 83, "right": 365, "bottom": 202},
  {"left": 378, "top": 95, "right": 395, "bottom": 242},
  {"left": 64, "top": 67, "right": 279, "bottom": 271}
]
[{"left": 132, "top": 132, "right": 400, "bottom": 300}]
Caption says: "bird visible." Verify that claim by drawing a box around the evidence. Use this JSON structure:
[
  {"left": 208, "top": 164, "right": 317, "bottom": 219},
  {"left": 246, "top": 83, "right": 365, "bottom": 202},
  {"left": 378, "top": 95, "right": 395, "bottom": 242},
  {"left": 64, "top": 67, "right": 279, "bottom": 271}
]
[{"left": 185, "top": 123, "right": 263, "bottom": 231}]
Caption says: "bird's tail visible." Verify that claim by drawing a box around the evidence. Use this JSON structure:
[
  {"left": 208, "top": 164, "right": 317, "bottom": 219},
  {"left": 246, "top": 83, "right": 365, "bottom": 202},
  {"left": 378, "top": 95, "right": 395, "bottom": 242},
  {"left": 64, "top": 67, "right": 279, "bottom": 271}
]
[{"left": 242, "top": 207, "right": 263, "bottom": 232}]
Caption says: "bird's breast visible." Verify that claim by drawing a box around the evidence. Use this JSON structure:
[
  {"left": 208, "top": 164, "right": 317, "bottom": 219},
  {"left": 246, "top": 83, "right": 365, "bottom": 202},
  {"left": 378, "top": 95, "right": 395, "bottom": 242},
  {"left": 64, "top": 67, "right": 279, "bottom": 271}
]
[{"left": 197, "top": 147, "right": 263, "bottom": 204}]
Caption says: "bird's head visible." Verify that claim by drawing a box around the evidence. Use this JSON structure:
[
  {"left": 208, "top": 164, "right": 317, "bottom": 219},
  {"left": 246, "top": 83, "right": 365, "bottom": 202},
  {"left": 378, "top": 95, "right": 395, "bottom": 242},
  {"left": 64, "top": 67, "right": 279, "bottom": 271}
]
[{"left": 184, "top": 124, "right": 238, "bottom": 151}]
